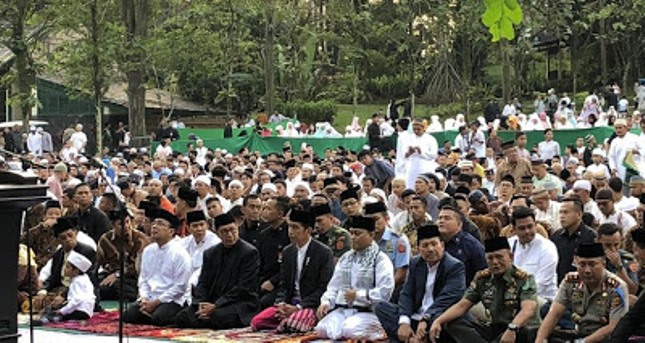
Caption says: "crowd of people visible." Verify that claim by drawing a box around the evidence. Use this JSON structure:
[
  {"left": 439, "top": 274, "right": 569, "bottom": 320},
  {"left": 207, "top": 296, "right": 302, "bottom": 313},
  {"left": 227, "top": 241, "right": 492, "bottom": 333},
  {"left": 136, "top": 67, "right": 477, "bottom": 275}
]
[{"left": 8, "top": 85, "right": 645, "bottom": 343}]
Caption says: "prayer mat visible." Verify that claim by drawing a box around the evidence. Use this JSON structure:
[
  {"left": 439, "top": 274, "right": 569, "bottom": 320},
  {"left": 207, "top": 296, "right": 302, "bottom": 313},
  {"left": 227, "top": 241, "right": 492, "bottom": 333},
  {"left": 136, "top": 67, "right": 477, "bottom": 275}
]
[
  {"left": 172, "top": 327, "right": 318, "bottom": 343},
  {"left": 44, "top": 311, "right": 203, "bottom": 339}
]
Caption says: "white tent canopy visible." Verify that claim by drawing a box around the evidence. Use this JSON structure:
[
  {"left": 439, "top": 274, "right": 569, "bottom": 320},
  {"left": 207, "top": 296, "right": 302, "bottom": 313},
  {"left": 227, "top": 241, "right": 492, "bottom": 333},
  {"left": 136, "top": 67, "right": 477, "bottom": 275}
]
[{"left": 0, "top": 120, "right": 49, "bottom": 129}]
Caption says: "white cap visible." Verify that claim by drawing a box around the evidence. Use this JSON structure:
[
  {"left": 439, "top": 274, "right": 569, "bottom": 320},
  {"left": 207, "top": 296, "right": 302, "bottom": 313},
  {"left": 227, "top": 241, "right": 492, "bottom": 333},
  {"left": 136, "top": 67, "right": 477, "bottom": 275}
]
[
  {"left": 225, "top": 153, "right": 233, "bottom": 158},
  {"left": 261, "top": 183, "right": 277, "bottom": 193},
  {"left": 228, "top": 180, "right": 243, "bottom": 189},
  {"left": 174, "top": 168, "right": 185, "bottom": 176},
  {"left": 592, "top": 148, "right": 605, "bottom": 157},
  {"left": 301, "top": 163, "right": 314, "bottom": 171},
  {"left": 567, "top": 157, "right": 579, "bottom": 165},
  {"left": 458, "top": 160, "right": 474, "bottom": 168},
  {"left": 573, "top": 180, "right": 592, "bottom": 192},
  {"left": 233, "top": 166, "right": 246, "bottom": 174},
  {"left": 29, "top": 126, "right": 35, "bottom": 131},
  {"left": 193, "top": 175, "right": 211, "bottom": 187},
  {"left": 260, "top": 169, "right": 275, "bottom": 178},
  {"left": 67, "top": 250, "right": 92, "bottom": 273}
]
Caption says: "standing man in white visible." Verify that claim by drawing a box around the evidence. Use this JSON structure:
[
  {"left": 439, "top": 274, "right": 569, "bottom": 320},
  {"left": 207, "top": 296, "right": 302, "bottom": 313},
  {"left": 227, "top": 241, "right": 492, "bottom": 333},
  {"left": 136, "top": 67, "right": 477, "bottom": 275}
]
[
  {"left": 401, "top": 119, "right": 438, "bottom": 189},
  {"left": 608, "top": 119, "right": 639, "bottom": 180}
]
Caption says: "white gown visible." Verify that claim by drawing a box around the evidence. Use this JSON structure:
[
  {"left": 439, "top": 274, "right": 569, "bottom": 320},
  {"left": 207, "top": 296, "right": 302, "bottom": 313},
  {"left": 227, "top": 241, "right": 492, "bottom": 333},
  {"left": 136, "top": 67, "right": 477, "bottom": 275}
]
[{"left": 401, "top": 133, "right": 438, "bottom": 189}]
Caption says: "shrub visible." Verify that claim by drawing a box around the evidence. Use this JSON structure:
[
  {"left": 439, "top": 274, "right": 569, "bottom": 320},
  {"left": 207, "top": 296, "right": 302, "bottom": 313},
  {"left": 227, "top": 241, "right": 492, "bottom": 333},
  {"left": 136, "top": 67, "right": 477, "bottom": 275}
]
[{"left": 277, "top": 100, "right": 338, "bottom": 123}]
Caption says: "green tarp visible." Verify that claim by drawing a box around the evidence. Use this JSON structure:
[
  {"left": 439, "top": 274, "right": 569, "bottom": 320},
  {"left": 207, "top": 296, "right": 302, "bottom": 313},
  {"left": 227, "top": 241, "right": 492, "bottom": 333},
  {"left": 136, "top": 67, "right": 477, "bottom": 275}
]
[{"left": 158, "top": 126, "right": 627, "bottom": 156}]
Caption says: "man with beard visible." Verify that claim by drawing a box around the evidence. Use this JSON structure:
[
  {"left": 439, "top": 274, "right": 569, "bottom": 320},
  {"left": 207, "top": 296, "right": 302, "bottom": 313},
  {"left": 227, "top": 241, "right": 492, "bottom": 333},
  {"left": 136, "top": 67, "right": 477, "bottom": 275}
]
[
  {"left": 175, "top": 213, "right": 260, "bottom": 329},
  {"left": 238, "top": 194, "right": 264, "bottom": 247},
  {"left": 257, "top": 196, "right": 291, "bottom": 308},
  {"left": 251, "top": 209, "right": 333, "bottom": 333}
]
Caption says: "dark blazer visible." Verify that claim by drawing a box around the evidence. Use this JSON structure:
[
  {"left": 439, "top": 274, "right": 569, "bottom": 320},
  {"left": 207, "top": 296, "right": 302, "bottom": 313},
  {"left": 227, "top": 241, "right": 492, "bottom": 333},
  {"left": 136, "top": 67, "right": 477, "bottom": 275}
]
[
  {"left": 195, "top": 239, "right": 260, "bottom": 325},
  {"left": 398, "top": 252, "right": 465, "bottom": 323},
  {"left": 611, "top": 291, "right": 645, "bottom": 342},
  {"left": 46, "top": 242, "right": 97, "bottom": 291},
  {"left": 275, "top": 239, "right": 333, "bottom": 309}
]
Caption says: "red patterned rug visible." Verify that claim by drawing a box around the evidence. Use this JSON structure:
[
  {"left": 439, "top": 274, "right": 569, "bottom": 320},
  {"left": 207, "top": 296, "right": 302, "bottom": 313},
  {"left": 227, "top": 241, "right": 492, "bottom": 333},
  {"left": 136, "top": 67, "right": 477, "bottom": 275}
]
[{"left": 45, "top": 311, "right": 319, "bottom": 342}]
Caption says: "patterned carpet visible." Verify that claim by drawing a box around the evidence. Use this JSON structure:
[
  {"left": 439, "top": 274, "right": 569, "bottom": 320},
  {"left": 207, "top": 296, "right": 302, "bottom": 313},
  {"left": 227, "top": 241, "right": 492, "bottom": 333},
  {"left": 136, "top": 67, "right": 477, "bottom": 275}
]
[{"left": 37, "top": 310, "right": 319, "bottom": 343}]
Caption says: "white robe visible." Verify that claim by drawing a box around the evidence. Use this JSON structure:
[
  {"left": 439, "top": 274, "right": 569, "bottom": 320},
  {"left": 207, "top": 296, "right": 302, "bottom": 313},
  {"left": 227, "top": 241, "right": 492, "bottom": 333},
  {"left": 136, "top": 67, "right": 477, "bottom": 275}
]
[
  {"left": 401, "top": 133, "right": 438, "bottom": 189},
  {"left": 179, "top": 231, "right": 220, "bottom": 286},
  {"left": 608, "top": 133, "right": 640, "bottom": 179}
]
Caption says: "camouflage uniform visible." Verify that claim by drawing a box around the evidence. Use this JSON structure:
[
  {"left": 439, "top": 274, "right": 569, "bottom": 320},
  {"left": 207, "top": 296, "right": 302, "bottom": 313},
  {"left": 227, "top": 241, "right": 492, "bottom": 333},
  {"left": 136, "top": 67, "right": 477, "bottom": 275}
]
[
  {"left": 554, "top": 270, "right": 629, "bottom": 337},
  {"left": 605, "top": 249, "right": 638, "bottom": 285},
  {"left": 315, "top": 225, "right": 351, "bottom": 259},
  {"left": 444, "top": 265, "right": 541, "bottom": 342},
  {"left": 399, "top": 216, "right": 433, "bottom": 255}
]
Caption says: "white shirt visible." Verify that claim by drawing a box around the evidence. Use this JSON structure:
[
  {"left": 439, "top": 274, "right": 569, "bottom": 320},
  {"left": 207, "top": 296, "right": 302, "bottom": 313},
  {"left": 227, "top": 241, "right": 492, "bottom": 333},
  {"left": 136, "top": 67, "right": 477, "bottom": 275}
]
[
  {"left": 402, "top": 133, "right": 439, "bottom": 189},
  {"left": 508, "top": 235, "right": 558, "bottom": 301},
  {"left": 470, "top": 130, "right": 486, "bottom": 158},
  {"left": 616, "top": 196, "right": 640, "bottom": 213},
  {"left": 320, "top": 246, "right": 394, "bottom": 309},
  {"left": 295, "top": 238, "right": 312, "bottom": 292},
  {"left": 138, "top": 240, "right": 192, "bottom": 305},
  {"left": 27, "top": 133, "right": 42, "bottom": 155},
  {"left": 583, "top": 200, "right": 603, "bottom": 219},
  {"left": 608, "top": 133, "right": 639, "bottom": 179},
  {"left": 70, "top": 131, "right": 88, "bottom": 153},
  {"left": 535, "top": 200, "right": 562, "bottom": 231},
  {"left": 599, "top": 210, "right": 638, "bottom": 236},
  {"left": 195, "top": 147, "right": 209, "bottom": 166},
  {"left": 503, "top": 104, "right": 516, "bottom": 116},
  {"left": 538, "top": 140, "right": 561, "bottom": 161},
  {"left": 59, "top": 273, "right": 95, "bottom": 317},
  {"left": 179, "top": 230, "right": 220, "bottom": 286},
  {"left": 400, "top": 262, "right": 439, "bottom": 325}
]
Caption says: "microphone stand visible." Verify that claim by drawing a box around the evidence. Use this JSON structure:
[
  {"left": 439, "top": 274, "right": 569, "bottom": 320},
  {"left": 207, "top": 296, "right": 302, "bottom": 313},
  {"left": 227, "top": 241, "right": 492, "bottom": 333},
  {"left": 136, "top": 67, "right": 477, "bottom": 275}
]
[
  {"left": 92, "top": 161, "right": 128, "bottom": 343},
  {"left": 21, "top": 211, "right": 35, "bottom": 343}
]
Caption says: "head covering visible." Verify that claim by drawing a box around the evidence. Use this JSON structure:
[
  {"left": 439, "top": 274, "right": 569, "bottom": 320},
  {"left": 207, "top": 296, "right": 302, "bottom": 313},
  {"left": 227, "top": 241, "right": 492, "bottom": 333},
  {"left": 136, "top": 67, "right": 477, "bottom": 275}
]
[
  {"left": 531, "top": 159, "right": 545, "bottom": 166},
  {"left": 592, "top": 148, "right": 605, "bottom": 157},
  {"left": 595, "top": 189, "right": 613, "bottom": 201},
  {"left": 585, "top": 134, "right": 594, "bottom": 143},
  {"left": 484, "top": 237, "right": 511, "bottom": 253},
  {"left": 417, "top": 224, "right": 441, "bottom": 242},
  {"left": 311, "top": 204, "right": 332, "bottom": 218},
  {"left": 150, "top": 208, "right": 179, "bottom": 228},
  {"left": 288, "top": 209, "right": 315, "bottom": 228},
  {"left": 53, "top": 217, "right": 77, "bottom": 236},
  {"left": 262, "top": 183, "right": 277, "bottom": 193},
  {"left": 178, "top": 187, "right": 198, "bottom": 203},
  {"left": 186, "top": 210, "right": 207, "bottom": 225},
  {"left": 364, "top": 201, "right": 388, "bottom": 215},
  {"left": 214, "top": 213, "right": 235, "bottom": 229},
  {"left": 575, "top": 243, "right": 605, "bottom": 258},
  {"left": 323, "top": 178, "right": 338, "bottom": 188},
  {"left": 615, "top": 118, "right": 628, "bottom": 126},
  {"left": 630, "top": 176, "right": 645, "bottom": 186},
  {"left": 520, "top": 176, "right": 533, "bottom": 184},
  {"left": 67, "top": 250, "right": 92, "bottom": 273},
  {"left": 500, "top": 174, "right": 515, "bottom": 186},
  {"left": 573, "top": 180, "right": 592, "bottom": 192},
  {"left": 193, "top": 175, "right": 211, "bottom": 187},
  {"left": 45, "top": 200, "right": 61, "bottom": 210},
  {"left": 348, "top": 216, "right": 375, "bottom": 232},
  {"left": 340, "top": 189, "right": 359, "bottom": 202},
  {"left": 531, "top": 188, "right": 549, "bottom": 199},
  {"left": 54, "top": 163, "right": 68, "bottom": 173}
]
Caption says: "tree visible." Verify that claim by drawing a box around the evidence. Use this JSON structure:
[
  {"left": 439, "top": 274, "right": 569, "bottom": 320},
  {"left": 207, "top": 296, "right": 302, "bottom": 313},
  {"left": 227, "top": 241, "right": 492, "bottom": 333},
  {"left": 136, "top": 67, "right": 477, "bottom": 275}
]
[
  {"left": 121, "top": 0, "right": 148, "bottom": 138},
  {"left": 481, "top": 0, "right": 523, "bottom": 101},
  {"left": 49, "top": 0, "right": 121, "bottom": 153},
  {"left": 0, "top": 0, "right": 44, "bottom": 132}
]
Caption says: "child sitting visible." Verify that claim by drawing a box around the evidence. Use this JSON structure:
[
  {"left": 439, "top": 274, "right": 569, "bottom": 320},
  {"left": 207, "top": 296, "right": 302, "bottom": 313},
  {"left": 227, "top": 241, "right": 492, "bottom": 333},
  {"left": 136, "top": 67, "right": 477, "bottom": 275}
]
[{"left": 41, "top": 250, "right": 96, "bottom": 322}]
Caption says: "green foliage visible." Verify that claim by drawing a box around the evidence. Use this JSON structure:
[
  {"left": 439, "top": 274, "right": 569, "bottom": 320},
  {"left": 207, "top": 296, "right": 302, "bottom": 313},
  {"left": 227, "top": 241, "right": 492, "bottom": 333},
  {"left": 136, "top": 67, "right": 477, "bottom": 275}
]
[
  {"left": 277, "top": 100, "right": 338, "bottom": 124},
  {"left": 482, "top": 0, "right": 523, "bottom": 41}
]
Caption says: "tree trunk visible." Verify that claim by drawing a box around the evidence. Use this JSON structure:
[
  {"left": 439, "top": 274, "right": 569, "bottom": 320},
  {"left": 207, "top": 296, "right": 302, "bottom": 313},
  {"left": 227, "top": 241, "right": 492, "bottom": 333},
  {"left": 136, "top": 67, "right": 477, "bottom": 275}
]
[
  {"left": 264, "top": 3, "right": 275, "bottom": 117},
  {"left": 11, "top": 0, "right": 34, "bottom": 133},
  {"left": 599, "top": 0, "right": 608, "bottom": 84},
  {"left": 91, "top": 0, "right": 103, "bottom": 155},
  {"left": 571, "top": 27, "right": 578, "bottom": 95},
  {"left": 122, "top": 0, "right": 148, "bottom": 137},
  {"left": 501, "top": 40, "right": 511, "bottom": 102}
]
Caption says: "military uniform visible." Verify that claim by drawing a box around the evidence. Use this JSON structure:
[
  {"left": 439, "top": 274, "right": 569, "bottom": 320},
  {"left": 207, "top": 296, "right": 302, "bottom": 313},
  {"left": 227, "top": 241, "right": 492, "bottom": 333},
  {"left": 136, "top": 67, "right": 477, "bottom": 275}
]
[
  {"left": 21, "top": 223, "right": 58, "bottom": 269},
  {"left": 554, "top": 270, "right": 628, "bottom": 337},
  {"left": 605, "top": 249, "right": 638, "bottom": 285},
  {"left": 399, "top": 216, "right": 433, "bottom": 255},
  {"left": 377, "top": 228, "right": 411, "bottom": 269},
  {"left": 315, "top": 225, "right": 351, "bottom": 259},
  {"left": 444, "top": 265, "right": 540, "bottom": 342}
]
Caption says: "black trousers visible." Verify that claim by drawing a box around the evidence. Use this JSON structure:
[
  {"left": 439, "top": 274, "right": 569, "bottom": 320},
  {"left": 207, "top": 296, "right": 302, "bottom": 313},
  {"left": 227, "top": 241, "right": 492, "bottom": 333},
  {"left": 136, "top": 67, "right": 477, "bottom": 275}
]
[
  {"left": 62, "top": 311, "right": 90, "bottom": 321},
  {"left": 98, "top": 274, "right": 138, "bottom": 302},
  {"left": 260, "top": 289, "right": 278, "bottom": 310},
  {"left": 124, "top": 302, "right": 183, "bottom": 327},
  {"left": 444, "top": 318, "right": 535, "bottom": 343},
  {"left": 175, "top": 304, "right": 244, "bottom": 330}
]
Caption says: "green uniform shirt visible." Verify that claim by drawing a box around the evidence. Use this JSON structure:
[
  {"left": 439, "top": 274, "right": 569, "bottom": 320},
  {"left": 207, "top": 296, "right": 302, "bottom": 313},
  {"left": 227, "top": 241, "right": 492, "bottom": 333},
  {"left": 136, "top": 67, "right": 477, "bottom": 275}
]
[
  {"left": 464, "top": 265, "right": 541, "bottom": 326},
  {"left": 316, "top": 225, "right": 351, "bottom": 259},
  {"left": 554, "top": 270, "right": 629, "bottom": 336}
]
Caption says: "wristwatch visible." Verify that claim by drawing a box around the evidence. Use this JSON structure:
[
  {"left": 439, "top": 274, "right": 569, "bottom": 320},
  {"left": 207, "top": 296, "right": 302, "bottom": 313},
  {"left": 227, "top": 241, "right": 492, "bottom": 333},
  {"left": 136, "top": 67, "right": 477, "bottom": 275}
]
[{"left": 508, "top": 323, "right": 519, "bottom": 332}]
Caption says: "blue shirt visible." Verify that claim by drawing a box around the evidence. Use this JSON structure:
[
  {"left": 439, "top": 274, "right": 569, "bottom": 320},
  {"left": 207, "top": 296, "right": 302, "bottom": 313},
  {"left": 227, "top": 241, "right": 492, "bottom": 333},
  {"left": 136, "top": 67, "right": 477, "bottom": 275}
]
[
  {"left": 445, "top": 230, "right": 487, "bottom": 284},
  {"left": 378, "top": 228, "right": 411, "bottom": 269}
]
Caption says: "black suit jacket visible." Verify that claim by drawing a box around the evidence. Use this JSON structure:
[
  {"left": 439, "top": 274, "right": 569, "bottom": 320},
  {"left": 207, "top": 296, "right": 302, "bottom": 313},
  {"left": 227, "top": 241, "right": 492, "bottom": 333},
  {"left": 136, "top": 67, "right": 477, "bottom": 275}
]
[
  {"left": 195, "top": 239, "right": 260, "bottom": 325},
  {"left": 46, "top": 242, "right": 97, "bottom": 292},
  {"left": 398, "top": 252, "right": 465, "bottom": 323},
  {"left": 275, "top": 239, "right": 333, "bottom": 309}
]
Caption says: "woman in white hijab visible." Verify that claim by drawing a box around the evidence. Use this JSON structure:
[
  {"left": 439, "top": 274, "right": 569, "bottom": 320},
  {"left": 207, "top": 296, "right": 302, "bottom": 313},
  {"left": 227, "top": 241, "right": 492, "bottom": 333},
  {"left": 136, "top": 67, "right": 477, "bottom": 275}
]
[
  {"left": 427, "top": 115, "right": 443, "bottom": 132},
  {"left": 454, "top": 113, "right": 466, "bottom": 129}
]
